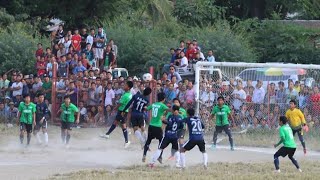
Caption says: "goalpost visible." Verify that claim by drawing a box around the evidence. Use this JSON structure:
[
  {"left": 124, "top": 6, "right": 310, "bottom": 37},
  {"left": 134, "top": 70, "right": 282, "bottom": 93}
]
[{"left": 194, "top": 62, "right": 320, "bottom": 119}]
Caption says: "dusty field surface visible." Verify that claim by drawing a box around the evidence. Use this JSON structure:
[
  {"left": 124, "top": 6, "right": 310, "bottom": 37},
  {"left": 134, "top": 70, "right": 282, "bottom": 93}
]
[{"left": 0, "top": 124, "right": 319, "bottom": 180}]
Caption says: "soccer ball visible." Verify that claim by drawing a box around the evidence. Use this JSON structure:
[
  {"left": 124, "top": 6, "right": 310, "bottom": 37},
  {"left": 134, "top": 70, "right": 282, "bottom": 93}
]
[{"left": 143, "top": 73, "right": 152, "bottom": 81}]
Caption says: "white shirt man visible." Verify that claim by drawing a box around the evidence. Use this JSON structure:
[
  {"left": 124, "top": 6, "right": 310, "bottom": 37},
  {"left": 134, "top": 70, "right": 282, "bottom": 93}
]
[
  {"left": 105, "top": 86, "right": 115, "bottom": 107},
  {"left": 180, "top": 56, "right": 188, "bottom": 72},
  {"left": 252, "top": 81, "right": 265, "bottom": 104},
  {"left": 11, "top": 81, "right": 23, "bottom": 97},
  {"left": 232, "top": 85, "right": 247, "bottom": 110}
]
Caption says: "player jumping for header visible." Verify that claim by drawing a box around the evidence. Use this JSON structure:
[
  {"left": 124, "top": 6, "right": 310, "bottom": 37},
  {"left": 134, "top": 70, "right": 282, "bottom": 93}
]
[
  {"left": 123, "top": 87, "right": 152, "bottom": 148},
  {"left": 273, "top": 116, "right": 302, "bottom": 173}
]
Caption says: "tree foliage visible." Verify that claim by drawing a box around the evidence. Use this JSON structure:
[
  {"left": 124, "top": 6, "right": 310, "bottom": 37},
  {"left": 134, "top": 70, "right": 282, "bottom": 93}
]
[{"left": 236, "top": 19, "right": 320, "bottom": 64}]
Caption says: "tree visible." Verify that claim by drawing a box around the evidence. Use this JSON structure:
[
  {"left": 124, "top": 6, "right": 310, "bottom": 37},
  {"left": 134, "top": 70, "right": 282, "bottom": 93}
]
[{"left": 173, "top": 0, "right": 226, "bottom": 27}]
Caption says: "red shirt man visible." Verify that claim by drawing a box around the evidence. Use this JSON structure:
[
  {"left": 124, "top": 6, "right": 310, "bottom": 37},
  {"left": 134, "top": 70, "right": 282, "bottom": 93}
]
[
  {"left": 185, "top": 43, "right": 197, "bottom": 60},
  {"left": 35, "top": 43, "right": 43, "bottom": 57},
  {"left": 71, "top": 29, "right": 81, "bottom": 52},
  {"left": 37, "top": 57, "right": 46, "bottom": 77}
]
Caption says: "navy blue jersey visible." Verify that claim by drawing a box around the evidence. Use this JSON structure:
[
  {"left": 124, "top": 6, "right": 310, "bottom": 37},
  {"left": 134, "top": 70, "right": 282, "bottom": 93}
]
[
  {"left": 185, "top": 116, "right": 205, "bottom": 141},
  {"left": 36, "top": 102, "right": 49, "bottom": 121},
  {"left": 164, "top": 114, "right": 184, "bottom": 139},
  {"left": 123, "top": 93, "right": 149, "bottom": 114}
]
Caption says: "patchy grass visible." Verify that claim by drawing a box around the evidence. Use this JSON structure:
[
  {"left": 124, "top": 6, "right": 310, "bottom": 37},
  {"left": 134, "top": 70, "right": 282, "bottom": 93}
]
[
  {"left": 48, "top": 161, "right": 320, "bottom": 180},
  {"left": 214, "top": 128, "right": 320, "bottom": 151}
]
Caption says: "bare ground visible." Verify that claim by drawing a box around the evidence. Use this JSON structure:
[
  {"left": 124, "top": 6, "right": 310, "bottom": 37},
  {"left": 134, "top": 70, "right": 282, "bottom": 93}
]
[{"left": 0, "top": 125, "right": 319, "bottom": 180}]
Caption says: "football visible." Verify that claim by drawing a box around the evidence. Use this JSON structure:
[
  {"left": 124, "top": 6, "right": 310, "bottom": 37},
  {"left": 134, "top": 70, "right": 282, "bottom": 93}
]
[{"left": 143, "top": 73, "right": 152, "bottom": 81}]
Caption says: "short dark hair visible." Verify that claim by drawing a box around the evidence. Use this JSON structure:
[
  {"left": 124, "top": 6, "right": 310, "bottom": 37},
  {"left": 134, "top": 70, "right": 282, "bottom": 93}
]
[
  {"left": 172, "top": 105, "right": 180, "bottom": 111},
  {"left": 217, "top": 96, "right": 224, "bottom": 101},
  {"left": 143, "top": 87, "right": 152, "bottom": 96},
  {"left": 280, "top": 116, "right": 287, "bottom": 124},
  {"left": 37, "top": 93, "right": 45, "bottom": 97},
  {"left": 290, "top": 100, "right": 297, "bottom": 105},
  {"left": 157, "top": 92, "right": 166, "bottom": 102},
  {"left": 126, "top": 81, "right": 134, "bottom": 89},
  {"left": 187, "top": 108, "right": 195, "bottom": 116},
  {"left": 172, "top": 98, "right": 180, "bottom": 104},
  {"left": 64, "top": 95, "right": 70, "bottom": 100},
  {"left": 23, "top": 94, "right": 30, "bottom": 99}
]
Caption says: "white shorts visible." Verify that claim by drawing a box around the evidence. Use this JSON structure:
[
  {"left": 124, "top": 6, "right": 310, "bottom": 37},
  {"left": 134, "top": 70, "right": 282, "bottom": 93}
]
[{"left": 95, "top": 48, "right": 104, "bottom": 59}]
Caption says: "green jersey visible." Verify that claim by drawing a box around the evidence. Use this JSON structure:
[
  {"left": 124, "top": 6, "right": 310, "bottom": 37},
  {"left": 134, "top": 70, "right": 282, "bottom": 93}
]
[
  {"left": 18, "top": 102, "right": 36, "bottom": 124},
  {"left": 42, "top": 81, "right": 52, "bottom": 100},
  {"left": 60, "top": 103, "right": 79, "bottom": 123},
  {"left": 147, "top": 102, "right": 169, "bottom": 128},
  {"left": 118, "top": 91, "right": 132, "bottom": 112},
  {"left": 279, "top": 124, "right": 296, "bottom": 148},
  {"left": 211, "top": 105, "right": 231, "bottom": 126},
  {"left": 166, "top": 107, "right": 187, "bottom": 119}
]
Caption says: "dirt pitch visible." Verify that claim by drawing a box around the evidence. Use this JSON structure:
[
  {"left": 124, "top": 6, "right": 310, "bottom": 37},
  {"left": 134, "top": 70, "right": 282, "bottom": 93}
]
[{"left": 0, "top": 125, "right": 320, "bottom": 180}]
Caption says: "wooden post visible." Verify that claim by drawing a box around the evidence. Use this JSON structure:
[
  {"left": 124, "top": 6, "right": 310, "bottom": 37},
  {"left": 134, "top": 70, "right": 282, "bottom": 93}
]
[{"left": 51, "top": 61, "right": 57, "bottom": 123}]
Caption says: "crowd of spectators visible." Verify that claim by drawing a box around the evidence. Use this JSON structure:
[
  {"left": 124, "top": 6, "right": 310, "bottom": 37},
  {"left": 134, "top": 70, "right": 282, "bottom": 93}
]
[{"left": 0, "top": 24, "right": 319, "bottom": 132}]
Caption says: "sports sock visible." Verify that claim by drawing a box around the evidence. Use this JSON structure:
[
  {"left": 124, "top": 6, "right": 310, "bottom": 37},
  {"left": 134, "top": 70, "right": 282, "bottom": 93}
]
[
  {"left": 122, "top": 128, "right": 128, "bottom": 143},
  {"left": 274, "top": 155, "right": 280, "bottom": 170},
  {"left": 27, "top": 133, "right": 31, "bottom": 145},
  {"left": 180, "top": 152, "right": 186, "bottom": 167},
  {"left": 36, "top": 132, "right": 42, "bottom": 144},
  {"left": 171, "top": 148, "right": 175, "bottom": 157},
  {"left": 44, "top": 132, "right": 48, "bottom": 144},
  {"left": 142, "top": 131, "right": 147, "bottom": 142},
  {"left": 61, "top": 131, "right": 66, "bottom": 144},
  {"left": 106, "top": 124, "right": 116, "bottom": 135},
  {"left": 152, "top": 149, "right": 162, "bottom": 164},
  {"left": 20, "top": 134, "right": 24, "bottom": 144},
  {"left": 66, "top": 134, "right": 71, "bottom": 144},
  {"left": 135, "top": 130, "right": 144, "bottom": 144},
  {"left": 174, "top": 151, "right": 180, "bottom": 165},
  {"left": 203, "top": 153, "right": 208, "bottom": 166}
]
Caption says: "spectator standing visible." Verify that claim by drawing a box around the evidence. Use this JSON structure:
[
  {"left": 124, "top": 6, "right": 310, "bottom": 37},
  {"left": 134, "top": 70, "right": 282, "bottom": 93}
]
[
  {"left": 167, "top": 66, "right": 182, "bottom": 83},
  {"left": 71, "top": 29, "right": 81, "bottom": 53},
  {"left": 86, "top": 28, "right": 95, "bottom": 47},
  {"left": 0, "top": 74, "right": 10, "bottom": 97},
  {"left": 207, "top": 50, "right": 215, "bottom": 62},
  {"left": 109, "top": 39, "right": 118, "bottom": 58},
  {"left": 164, "top": 83, "right": 176, "bottom": 105},
  {"left": 276, "top": 81, "right": 287, "bottom": 114},
  {"left": 11, "top": 74, "right": 23, "bottom": 100},
  {"left": 310, "top": 86, "right": 320, "bottom": 118},
  {"left": 58, "top": 55, "right": 69, "bottom": 77},
  {"left": 232, "top": 81, "right": 246, "bottom": 112},
  {"left": 104, "top": 82, "right": 115, "bottom": 107},
  {"left": 58, "top": 35, "right": 71, "bottom": 53},
  {"left": 35, "top": 43, "right": 44, "bottom": 57},
  {"left": 36, "top": 56, "right": 47, "bottom": 77},
  {"left": 80, "top": 28, "right": 88, "bottom": 51},
  {"left": 285, "top": 81, "right": 298, "bottom": 104},
  {"left": 252, "top": 80, "right": 265, "bottom": 105},
  {"left": 41, "top": 74, "right": 52, "bottom": 103},
  {"left": 94, "top": 27, "right": 106, "bottom": 69}
]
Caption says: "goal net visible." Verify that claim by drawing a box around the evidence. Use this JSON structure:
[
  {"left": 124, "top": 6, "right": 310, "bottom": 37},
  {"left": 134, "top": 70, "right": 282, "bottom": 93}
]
[{"left": 194, "top": 62, "right": 320, "bottom": 148}]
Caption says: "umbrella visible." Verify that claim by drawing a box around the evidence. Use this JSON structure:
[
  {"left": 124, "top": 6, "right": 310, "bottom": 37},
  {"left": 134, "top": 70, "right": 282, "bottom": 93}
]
[{"left": 256, "top": 68, "right": 306, "bottom": 76}]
